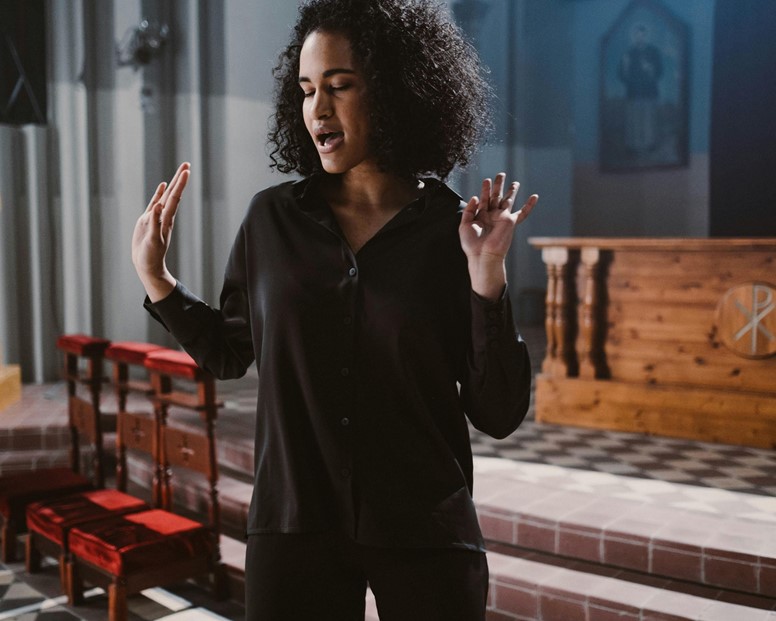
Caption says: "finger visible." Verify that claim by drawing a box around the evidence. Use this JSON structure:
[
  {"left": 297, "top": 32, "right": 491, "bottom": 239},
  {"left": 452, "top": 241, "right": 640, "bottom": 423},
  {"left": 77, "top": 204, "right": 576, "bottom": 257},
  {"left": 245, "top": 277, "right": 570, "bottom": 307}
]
[
  {"left": 162, "top": 169, "right": 190, "bottom": 228},
  {"left": 500, "top": 181, "right": 519, "bottom": 211},
  {"left": 461, "top": 196, "right": 479, "bottom": 224},
  {"left": 145, "top": 182, "right": 167, "bottom": 213},
  {"left": 160, "top": 162, "right": 191, "bottom": 203},
  {"left": 490, "top": 172, "right": 506, "bottom": 210},
  {"left": 150, "top": 202, "right": 164, "bottom": 239},
  {"left": 479, "top": 178, "right": 491, "bottom": 213},
  {"left": 515, "top": 194, "right": 539, "bottom": 225}
]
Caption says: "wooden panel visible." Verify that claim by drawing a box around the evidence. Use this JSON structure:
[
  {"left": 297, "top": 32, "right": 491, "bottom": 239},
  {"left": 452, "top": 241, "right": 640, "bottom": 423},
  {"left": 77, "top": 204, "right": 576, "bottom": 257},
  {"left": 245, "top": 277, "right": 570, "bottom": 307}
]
[
  {"left": 535, "top": 375, "right": 776, "bottom": 449},
  {"left": 163, "top": 426, "right": 211, "bottom": 476},
  {"left": 0, "top": 365, "right": 21, "bottom": 411},
  {"left": 531, "top": 238, "right": 776, "bottom": 447}
]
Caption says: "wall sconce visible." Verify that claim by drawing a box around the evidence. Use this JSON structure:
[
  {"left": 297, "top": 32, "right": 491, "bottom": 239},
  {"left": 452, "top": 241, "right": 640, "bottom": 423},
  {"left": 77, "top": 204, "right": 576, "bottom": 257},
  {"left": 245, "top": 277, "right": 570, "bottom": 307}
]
[{"left": 115, "top": 20, "right": 169, "bottom": 70}]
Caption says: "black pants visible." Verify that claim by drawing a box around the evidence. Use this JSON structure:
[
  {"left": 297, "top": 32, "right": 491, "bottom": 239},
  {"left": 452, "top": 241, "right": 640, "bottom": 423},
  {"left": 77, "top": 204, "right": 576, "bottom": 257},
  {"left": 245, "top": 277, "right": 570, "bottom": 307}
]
[{"left": 244, "top": 531, "right": 488, "bottom": 621}]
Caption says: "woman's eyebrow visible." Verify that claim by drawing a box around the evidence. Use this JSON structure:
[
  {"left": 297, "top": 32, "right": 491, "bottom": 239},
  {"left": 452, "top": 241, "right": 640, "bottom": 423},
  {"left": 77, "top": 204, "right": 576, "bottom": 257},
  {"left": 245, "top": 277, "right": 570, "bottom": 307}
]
[{"left": 298, "top": 68, "right": 356, "bottom": 83}]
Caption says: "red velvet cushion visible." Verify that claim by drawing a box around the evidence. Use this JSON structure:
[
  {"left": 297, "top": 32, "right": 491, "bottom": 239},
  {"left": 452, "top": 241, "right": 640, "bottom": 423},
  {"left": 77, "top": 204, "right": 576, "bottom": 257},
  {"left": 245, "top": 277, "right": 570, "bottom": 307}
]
[
  {"left": 106, "top": 342, "right": 165, "bottom": 365},
  {"left": 0, "top": 469, "right": 93, "bottom": 528},
  {"left": 56, "top": 334, "right": 111, "bottom": 356},
  {"left": 26, "top": 489, "right": 149, "bottom": 547},
  {"left": 144, "top": 350, "right": 203, "bottom": 380},
  {"left": 68, "top": 509, "right": 211, "bottom": 576}
]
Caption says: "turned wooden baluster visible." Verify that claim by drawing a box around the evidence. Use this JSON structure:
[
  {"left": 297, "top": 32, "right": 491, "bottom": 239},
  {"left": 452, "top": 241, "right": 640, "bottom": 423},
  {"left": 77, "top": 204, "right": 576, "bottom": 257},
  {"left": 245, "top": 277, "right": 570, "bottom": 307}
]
[
  {"left": 578, "top": 247, "right": 608, "bottom": 379},
  {"left": 541, "top": 248, "right": 578, "bottom": 377},
  {"left": 542, "top": 262, "right": 558, "bottom": 374}
]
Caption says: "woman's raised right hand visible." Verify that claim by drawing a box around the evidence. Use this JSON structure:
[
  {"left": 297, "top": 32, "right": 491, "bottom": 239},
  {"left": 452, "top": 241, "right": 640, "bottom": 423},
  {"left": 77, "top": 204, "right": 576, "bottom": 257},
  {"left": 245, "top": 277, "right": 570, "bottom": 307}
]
[{"left": 131, "top": 162, "right": 190, "bottom": 302}]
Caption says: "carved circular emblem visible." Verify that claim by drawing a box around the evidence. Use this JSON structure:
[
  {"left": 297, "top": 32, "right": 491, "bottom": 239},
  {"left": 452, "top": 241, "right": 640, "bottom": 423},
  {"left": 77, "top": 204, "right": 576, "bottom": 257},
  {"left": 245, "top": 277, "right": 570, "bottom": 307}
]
[{"left": 715, "top": 282, "right": 776, "bottom": 359}]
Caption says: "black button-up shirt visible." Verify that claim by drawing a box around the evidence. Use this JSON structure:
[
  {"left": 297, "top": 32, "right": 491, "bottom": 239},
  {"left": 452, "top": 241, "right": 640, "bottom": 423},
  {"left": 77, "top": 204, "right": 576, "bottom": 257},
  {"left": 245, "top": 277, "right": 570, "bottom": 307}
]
[{"left": 146, "top": 176, "right": 531, "bottom": 552}]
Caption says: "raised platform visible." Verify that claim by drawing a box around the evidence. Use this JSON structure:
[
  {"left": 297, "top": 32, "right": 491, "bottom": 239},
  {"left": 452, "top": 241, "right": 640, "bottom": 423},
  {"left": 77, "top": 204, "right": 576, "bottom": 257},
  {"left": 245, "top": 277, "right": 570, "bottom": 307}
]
[{"left": 4, "top": 375, "right": 776, "bottom": 619}]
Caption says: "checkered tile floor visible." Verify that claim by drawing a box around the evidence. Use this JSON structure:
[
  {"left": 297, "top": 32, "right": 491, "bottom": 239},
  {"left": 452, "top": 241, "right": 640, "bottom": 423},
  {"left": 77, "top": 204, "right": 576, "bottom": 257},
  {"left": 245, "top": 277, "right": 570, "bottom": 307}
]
[{"left": 0, "top": 560, "right": 243, "bottom": 621}]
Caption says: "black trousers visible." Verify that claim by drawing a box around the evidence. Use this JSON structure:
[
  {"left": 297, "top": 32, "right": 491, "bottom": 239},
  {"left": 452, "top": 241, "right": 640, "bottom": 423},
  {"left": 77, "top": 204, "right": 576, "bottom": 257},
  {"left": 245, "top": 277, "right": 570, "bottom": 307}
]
[{"left": 244, "top": 531, "right": 489, "bottom": 621}]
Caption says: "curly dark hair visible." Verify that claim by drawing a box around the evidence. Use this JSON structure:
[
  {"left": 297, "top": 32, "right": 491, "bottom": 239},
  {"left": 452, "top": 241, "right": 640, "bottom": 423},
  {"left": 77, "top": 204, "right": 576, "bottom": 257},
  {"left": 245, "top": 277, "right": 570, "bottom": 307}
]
[{"left": 267, "top": 0, "right": 492, "bottom": 180}]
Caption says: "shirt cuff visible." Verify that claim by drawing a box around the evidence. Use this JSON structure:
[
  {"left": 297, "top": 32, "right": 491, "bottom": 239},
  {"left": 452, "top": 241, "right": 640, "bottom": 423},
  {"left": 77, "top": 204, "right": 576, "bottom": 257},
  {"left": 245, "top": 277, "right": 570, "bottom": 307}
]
[
  {"left": 143, "top": 281, "right": 208, "bottom": 344},
  {"left": 470, "top": 286, "right": 513, "bottom": 350}
]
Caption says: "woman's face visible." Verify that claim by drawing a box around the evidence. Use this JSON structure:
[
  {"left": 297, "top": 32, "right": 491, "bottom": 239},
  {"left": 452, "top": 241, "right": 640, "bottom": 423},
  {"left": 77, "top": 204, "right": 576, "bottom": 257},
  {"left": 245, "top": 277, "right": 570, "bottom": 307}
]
[{"left": 299, "top": 30, "right": 374, "bottom": 175}]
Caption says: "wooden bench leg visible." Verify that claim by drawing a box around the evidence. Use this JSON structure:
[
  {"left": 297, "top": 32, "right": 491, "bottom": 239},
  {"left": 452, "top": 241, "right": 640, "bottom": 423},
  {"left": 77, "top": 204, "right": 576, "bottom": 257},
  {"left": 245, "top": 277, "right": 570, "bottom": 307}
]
[
  {"left": 109, "top": 580, "right": 128, "bottom": 621},
  {"left": 66, "top": 560, "right": 85, "bottom": 606},
  {"left": 25, "top": 532, "right": 41, "bottom": 573},
  {"left": 2, "top": 521, "right": 17, "bottom": 563}
]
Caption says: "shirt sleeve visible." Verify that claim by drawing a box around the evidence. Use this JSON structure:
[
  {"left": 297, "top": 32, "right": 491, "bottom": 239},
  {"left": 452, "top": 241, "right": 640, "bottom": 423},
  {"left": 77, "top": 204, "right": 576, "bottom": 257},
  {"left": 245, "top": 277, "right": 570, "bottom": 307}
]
[
  {"left": 143, "top": 227, "right": 255, "bottom": 380},
  {"left": 460, "top": 286, "right": 532, "bottom": 439}
]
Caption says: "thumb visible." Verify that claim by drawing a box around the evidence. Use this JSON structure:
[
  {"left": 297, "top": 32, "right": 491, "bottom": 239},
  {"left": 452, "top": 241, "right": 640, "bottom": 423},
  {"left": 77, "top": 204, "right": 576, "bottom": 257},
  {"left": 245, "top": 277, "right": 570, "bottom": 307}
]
[{"left": 461, "top": 196, "right": 479, "bottom": 225}]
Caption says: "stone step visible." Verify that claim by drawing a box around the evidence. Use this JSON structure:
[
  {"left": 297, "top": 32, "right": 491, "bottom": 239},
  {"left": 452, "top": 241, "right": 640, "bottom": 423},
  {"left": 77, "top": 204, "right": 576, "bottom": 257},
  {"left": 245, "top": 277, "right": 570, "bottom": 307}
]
[
  {"left": 484, "top": 548, "right": 776, "bottom": 621},
  {"left": 214, "top": 536, "right": 776, "bottom": 620},
  {"left": 473, "top": 457, "right": 776, "bottom": 600}
]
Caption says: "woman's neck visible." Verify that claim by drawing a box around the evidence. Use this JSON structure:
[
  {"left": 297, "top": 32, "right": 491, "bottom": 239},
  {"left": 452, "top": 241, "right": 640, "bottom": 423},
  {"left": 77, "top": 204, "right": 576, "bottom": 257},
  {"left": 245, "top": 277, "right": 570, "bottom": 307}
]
[{"left": 322, "top": 167, "right": 423, "bottom": 214}]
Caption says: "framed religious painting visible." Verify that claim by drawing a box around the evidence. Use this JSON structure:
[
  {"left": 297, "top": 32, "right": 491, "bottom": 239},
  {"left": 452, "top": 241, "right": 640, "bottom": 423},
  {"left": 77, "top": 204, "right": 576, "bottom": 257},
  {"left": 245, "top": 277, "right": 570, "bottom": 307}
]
[{"left": 600, "top": 0, "right": 689, "bottom": 171}]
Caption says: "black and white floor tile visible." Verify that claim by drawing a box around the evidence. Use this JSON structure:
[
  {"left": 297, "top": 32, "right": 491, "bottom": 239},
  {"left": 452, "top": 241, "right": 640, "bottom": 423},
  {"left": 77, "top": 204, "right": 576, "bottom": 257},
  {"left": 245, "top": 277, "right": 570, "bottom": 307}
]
[{"left": 0, "top": 560, "right": 243, "bottom": 621}]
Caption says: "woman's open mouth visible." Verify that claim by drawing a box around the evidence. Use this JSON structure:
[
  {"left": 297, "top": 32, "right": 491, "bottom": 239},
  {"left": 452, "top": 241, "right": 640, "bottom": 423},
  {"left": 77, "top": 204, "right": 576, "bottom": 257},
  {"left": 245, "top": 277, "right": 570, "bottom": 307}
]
[{"left": 316, "top": 131, "right": 344, "bottom": 153}]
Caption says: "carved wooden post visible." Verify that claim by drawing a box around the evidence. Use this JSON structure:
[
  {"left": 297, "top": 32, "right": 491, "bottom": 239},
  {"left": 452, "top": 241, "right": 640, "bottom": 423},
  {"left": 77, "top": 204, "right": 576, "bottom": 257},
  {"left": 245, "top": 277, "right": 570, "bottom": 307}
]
[
  {"left": 542, "top": 248, "right": 578, "bottom": 377},
  {"left": 578, "top": 247, "right": 607, "bottom": 378},
  {"left": 542, "top": 262, "right": 557, "bottom": 374}
]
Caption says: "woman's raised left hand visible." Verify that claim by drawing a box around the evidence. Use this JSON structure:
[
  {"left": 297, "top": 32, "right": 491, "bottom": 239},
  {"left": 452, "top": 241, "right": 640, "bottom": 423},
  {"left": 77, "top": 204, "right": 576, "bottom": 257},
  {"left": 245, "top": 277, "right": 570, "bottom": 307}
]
[{"left": 458, "top": 172, "right": 538, "bottom": 301}]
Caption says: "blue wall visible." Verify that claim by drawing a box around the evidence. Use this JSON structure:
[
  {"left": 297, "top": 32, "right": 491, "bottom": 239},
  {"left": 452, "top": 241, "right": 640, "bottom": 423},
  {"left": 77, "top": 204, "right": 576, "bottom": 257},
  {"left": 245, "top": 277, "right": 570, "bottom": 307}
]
[{"left": 572, "top": 0, "right": 715, "bottom": 163}]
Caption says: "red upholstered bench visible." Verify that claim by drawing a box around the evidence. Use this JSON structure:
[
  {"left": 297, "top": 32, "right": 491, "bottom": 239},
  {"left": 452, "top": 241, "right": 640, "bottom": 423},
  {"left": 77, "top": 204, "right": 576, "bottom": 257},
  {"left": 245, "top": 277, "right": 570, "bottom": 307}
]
[
  {"left": 66, "top": 420, "right": 227, "bottom": 618},
  {"left": 0, "top": 335, "right": 111, "bottom": 562},
  {"left": 25, "top": 412, "right": 157, "bottom": 593}
]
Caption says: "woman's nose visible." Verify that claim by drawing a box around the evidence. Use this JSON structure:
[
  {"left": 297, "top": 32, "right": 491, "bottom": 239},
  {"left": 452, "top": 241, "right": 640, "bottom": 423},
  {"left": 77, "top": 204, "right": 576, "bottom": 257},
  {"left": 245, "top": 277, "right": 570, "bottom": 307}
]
[{"left": 311, "top": 91, "right": 332, "bottom": 119}]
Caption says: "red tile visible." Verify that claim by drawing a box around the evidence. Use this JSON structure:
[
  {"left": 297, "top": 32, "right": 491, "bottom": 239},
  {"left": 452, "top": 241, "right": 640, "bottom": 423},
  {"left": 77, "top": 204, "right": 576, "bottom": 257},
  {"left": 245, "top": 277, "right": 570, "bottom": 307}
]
[
  {"left": 603, "top": 537, "right": 649, "bottom": 572},
  {"left": 480, "top": 512, "right": 516, "bottom": 544},
  {"left": 588, "top": 605, "right": 640, "bottom": 621},
  {"left": 539, "top": 593, "right": 586, "bottom": 621},
  {"left": 494, "top": 584, "right": 538, "bottom": 618},
  {"left": 516, "top": 519, "right": 556, "bottom": 553},
  {"left": 485, "top": 611, "right": 519, "bottom": 621},
  {"left": 704, "top": 555, "right": 758, "bottom": 592},
  {"left": 651, "top": 546, "right": 702, "bottom": 582},
  {"left": 758, "top": 561, "right": 776, "bottom": 597},
  {"left": 558, "top": 527, "right": 602, "bottom": 562}
]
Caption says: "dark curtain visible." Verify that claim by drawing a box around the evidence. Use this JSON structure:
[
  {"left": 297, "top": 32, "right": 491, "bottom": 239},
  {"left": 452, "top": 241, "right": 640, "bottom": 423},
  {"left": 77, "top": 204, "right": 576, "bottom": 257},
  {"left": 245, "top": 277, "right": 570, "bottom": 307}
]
[
  {"left": 709, "top": 0, "right": 776, "bottom": 236},
  {"left": 0, "top": 0, "right": 46, "bottom": 125}
]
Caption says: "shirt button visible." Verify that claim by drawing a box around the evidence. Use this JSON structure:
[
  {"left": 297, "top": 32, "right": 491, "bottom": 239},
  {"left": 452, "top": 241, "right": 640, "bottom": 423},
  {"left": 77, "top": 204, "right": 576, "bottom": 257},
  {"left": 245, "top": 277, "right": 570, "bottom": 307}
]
[
  {"left": 343, "top": 316, "right": 352, "bottom": 325},
  {"left": 341, "top": 367, "right": 350, "bottom": 377},
  {"left": 341, "top": 468, "right": 351, "bottom": 478},
  {"left": 487, "top": 310, "right": 499, "bottom": 320},
  {"left": 488, "top": 326, "right": 500, "bottom": 336},
  {"left": 340, "top": 417, "right": 350, "bottom": 427},
  {"left": 348, "top": 267, "right": 357, "bottom": 277}
]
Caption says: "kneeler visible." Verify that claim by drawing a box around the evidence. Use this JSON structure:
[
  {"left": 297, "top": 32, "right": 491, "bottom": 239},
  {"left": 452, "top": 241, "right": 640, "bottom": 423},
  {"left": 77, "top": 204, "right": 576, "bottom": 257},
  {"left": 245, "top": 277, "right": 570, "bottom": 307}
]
[
  {"left": 25, "top": 341, "right": 167, "bottom": 588},
  {"left": 66, "top": 417, "right": 227, "bottom": 621},
  {"left": 0, "top": 334, "right": 110, "bottom": 562},
  {"left": 25, "top": 410, "right": 156, "bottom": 593}
]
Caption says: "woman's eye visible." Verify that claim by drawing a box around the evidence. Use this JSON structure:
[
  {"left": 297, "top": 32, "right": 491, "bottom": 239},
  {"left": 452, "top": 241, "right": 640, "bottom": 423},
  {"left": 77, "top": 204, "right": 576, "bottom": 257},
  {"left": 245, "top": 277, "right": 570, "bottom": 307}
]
[
  {"left": 330, "top": 84, "right": 351, "bottom": 92},
  {"left": 302, "top": 90, "right": 314, "bottom": 98}
]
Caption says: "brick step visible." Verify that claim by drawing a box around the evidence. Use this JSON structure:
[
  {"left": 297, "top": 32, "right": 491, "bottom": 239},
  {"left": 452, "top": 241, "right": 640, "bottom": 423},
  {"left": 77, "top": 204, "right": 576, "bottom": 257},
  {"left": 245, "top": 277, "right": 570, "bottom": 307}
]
[
  {"left": 484, "top": 547, "right": 776, "bottom": 621},
  {"left": 211, "top": 537, "right": 776, "bottom": 620},
  {"left": 473, "top": 457, "right": 776, "bottom": 600},
  {"left": 0, "top": 424, "right": 72, "bottom": 452},
  {"left": 0, "top": 447, "right": 73, "bottom": 475}
]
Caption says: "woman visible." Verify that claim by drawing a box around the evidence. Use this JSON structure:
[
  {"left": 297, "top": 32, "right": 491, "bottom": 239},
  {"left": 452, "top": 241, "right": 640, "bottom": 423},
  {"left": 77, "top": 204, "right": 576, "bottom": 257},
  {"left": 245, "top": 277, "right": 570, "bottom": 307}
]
[{"left": 132, "top": 0, "right": 537, "bottom": 619}]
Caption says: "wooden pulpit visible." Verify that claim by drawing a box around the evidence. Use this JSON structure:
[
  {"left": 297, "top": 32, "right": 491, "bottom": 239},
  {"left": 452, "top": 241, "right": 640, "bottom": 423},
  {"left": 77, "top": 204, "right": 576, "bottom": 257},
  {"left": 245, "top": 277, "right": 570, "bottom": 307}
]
[{"left": 529, "top": 238, "right": 776, "bottom": 449}]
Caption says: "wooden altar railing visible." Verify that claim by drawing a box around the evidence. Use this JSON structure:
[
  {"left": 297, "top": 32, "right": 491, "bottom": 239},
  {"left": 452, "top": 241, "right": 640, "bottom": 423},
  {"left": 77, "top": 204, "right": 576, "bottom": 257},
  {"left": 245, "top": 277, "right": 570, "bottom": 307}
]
[{"left": 529, "top": 238, "right": 776, "bottom": 449}]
